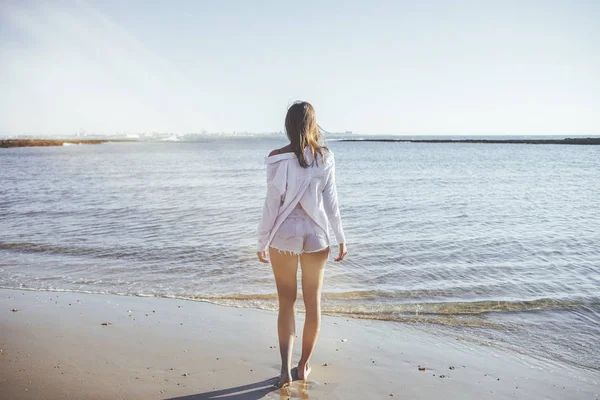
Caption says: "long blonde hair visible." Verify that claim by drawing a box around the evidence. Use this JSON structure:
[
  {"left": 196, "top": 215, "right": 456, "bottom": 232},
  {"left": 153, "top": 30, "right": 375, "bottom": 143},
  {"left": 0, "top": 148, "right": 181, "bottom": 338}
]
[{"left": 284, "top": 101, "right": 328, "bottom": 168}]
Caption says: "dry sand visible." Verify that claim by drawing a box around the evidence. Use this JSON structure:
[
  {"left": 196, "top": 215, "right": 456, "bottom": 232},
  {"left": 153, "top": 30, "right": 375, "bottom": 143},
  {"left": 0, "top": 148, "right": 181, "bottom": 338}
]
[{"left": 1, "top": 288, "right": 598, "bottom": 399}]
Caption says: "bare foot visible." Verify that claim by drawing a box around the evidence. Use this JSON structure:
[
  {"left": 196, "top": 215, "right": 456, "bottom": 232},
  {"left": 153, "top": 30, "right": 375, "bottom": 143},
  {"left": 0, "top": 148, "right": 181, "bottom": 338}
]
[
  {"left": 277, "top": 369, "right": 292, "bottom": 388},
  {"left": 298, "top": 361, "right": 311, "bottom": 380}
]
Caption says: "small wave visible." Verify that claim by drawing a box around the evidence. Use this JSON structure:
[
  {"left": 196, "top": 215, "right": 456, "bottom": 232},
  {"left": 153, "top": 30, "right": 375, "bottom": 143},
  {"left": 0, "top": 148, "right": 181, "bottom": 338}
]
[
  {"left": 198, "top": 291, "right": 584, "bottom": 314},
  {"left": 0, "top": 242, "right": 79, "bottom": 254},
  {"left": 328, "top": 311, "right": 505, "bottom": 328},
  {"left": 195, "top": 293, "right": 279, "bottom": 301},
  {"left": 344, "top": 298, "right": 584, "bottom": 316},
  {"left": 0, "top": 242, "right": 151, "bottom": 261},
  {"left": 0, "top": 286, "right": 505, "bottom": 328},
  {"left": 0, "top": 285, "right": 591, "bottom": 330}
]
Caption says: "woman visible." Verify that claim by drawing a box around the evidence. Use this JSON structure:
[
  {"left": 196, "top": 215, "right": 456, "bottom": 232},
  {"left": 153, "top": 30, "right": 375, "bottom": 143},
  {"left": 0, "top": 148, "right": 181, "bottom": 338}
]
[{"left": 257, "top": 101, "right": 347, "bottom": 387}]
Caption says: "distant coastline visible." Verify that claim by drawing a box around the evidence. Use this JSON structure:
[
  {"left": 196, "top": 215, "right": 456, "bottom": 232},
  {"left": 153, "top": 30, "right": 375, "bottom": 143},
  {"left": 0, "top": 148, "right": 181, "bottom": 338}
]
[
  {"left": 339, "top": 137, "right": 600, "bottom": 145},
  {"left": 0, "top": 139, "right": 135, "bottom": 148}
]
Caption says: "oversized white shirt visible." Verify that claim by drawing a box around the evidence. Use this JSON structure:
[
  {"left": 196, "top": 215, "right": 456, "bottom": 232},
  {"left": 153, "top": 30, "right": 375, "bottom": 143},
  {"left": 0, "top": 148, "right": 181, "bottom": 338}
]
[{"left": 257, "top": 147, "right": 345, "bottom": 252}]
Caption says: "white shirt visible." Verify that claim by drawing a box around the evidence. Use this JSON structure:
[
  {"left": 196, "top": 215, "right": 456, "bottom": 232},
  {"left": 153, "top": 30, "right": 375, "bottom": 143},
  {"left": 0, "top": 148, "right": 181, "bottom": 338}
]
[{"left": 257, "top": 147, "right": 346, "bottom": 252}]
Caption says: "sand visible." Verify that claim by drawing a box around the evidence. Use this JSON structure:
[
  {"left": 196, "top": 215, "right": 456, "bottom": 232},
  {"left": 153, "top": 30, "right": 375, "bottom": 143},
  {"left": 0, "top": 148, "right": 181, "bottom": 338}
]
[{"left": 1, "top": 288, "right": 598, "bottom": 399}]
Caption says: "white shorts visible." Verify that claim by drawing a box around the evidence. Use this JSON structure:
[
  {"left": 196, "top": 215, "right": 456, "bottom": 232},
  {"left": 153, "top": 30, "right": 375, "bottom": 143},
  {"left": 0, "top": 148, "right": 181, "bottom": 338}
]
[{"left": 269, "top": 205, "right": 329, "bottom": 255}]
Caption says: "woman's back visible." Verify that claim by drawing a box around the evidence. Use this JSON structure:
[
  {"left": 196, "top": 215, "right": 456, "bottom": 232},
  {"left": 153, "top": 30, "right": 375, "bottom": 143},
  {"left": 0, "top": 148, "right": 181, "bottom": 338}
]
[{"left": 257, "top": 146, "right": 344, "bottom": 253}]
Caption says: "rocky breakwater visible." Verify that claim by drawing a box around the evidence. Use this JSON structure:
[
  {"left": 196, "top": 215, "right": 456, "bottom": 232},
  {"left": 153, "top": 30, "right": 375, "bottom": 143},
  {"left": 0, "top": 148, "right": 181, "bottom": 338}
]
[{"left": 0, "top": 139, "right": 132, "bottom": 148}]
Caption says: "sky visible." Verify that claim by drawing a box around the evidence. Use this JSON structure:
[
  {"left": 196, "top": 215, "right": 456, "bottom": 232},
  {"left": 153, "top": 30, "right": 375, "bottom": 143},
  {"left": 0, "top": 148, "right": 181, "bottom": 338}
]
[{"left": 0, "top": 0, "right": 599, "bottom": 136}]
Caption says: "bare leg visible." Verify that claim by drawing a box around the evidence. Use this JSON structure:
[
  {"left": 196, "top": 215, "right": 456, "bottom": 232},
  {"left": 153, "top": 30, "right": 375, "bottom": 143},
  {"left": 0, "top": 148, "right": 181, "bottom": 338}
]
[
  {"left": 269, "top": 247, "right": 299, "bottom": 387},
  {"left": 298, "top": 247, "right": 329, "bottom": 380}
]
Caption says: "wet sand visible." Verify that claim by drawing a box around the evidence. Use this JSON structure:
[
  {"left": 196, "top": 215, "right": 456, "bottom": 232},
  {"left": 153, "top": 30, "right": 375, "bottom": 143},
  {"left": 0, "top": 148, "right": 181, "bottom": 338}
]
[{"left": 1, "top": 288, "right": 597, "bottom": 399}]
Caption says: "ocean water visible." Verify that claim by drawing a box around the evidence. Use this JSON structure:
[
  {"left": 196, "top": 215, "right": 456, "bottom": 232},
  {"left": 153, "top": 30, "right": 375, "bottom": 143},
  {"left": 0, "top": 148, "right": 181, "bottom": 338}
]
[{"left": 1, "top": 137, "right": 599, "bottom": 372}]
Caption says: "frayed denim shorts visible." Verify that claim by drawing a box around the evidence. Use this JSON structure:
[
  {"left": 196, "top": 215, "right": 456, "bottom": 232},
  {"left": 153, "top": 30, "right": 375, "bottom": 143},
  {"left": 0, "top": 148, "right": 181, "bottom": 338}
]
[{"left": 269, "top": 205, "right": 329, "bottom": 255}]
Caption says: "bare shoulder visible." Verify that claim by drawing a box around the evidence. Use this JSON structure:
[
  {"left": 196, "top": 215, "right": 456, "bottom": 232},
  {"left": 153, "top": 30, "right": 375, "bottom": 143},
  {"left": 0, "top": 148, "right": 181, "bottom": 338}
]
[{"left": 268, "top": 144, "right": 293, "bottom": 158}]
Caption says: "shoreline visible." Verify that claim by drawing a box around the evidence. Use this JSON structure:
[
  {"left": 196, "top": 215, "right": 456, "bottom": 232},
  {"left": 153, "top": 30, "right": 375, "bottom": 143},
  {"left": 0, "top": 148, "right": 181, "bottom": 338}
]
[
  {"left": 339, "top": 137, "right": 600, "bottom": 145},
  {"left": 1, "top": 288, "right": 597, "bottom": 399},
  {"left": 0, "top": 139, "right": 136, "bottom": 148}
]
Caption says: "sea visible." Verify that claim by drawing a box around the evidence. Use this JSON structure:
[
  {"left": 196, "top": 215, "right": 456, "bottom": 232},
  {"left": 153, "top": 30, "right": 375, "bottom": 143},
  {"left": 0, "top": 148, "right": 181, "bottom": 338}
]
[{"left": 1, "top": 135, "right": 599, "bottom": 372}]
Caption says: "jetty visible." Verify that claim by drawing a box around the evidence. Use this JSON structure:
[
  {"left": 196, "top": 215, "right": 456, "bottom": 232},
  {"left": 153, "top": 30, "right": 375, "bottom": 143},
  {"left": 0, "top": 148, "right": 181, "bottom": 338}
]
[
  {"left": 339, "top": 137, "right": 600, "bottom": 145},
  {"left": 0, "top": 139, "right": 133, "bottom": 148}
]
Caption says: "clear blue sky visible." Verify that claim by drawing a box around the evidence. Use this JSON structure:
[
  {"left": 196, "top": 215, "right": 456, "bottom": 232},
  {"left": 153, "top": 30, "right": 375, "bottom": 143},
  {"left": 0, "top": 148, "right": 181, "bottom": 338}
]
[{"left": 1, "top": 0, "right": 598, "bottom": 135}]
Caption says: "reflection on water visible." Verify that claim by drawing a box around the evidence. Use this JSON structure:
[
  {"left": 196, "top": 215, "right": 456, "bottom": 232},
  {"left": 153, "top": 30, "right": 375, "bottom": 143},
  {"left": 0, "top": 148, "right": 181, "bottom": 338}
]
[{"left": 279, "top": 380, "right": 319, "bottom": 400}]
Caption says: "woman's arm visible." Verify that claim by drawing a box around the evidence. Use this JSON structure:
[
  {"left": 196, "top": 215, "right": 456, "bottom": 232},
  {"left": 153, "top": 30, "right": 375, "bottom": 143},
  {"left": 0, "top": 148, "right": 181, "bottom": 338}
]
[
  {"left": 322, "top": 155, "right": 346, "bottom": 249},
  {"left": 257, "top": 160, "right": 286, "bottom": 256}
]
